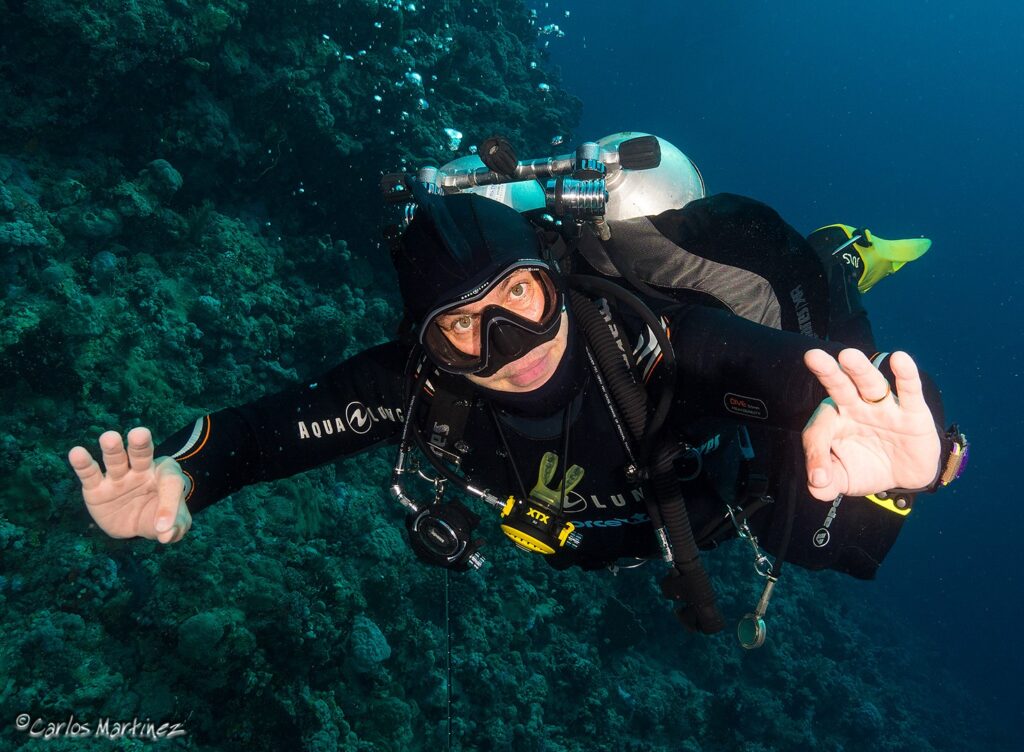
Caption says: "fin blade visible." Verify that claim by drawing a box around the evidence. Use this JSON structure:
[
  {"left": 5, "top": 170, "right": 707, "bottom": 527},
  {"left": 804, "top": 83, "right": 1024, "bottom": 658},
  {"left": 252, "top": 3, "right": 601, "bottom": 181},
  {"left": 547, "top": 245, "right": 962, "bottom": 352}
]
[{"left": 870, "top": 236, "right": 932, "bottom": 263}]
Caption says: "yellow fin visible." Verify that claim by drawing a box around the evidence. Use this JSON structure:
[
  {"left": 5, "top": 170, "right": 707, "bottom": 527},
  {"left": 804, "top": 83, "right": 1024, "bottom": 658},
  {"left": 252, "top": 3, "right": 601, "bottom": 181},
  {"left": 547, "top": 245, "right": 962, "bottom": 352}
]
[
  {"left": 817, "top": 225, "right": 932, "bottom": 293},
  {"left": 871, "top": 235, "right": 932, "bottom": 263},
  {"left": 856, "top": 230, "right": 931, "bottom": 293}
]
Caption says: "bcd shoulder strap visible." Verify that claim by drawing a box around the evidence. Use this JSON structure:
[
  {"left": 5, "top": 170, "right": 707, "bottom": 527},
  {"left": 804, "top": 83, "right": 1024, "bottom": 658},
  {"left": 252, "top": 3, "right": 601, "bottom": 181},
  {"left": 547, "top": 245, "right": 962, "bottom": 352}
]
[{"left": 423, "top": 375, "right": 475, "bottom": 462}]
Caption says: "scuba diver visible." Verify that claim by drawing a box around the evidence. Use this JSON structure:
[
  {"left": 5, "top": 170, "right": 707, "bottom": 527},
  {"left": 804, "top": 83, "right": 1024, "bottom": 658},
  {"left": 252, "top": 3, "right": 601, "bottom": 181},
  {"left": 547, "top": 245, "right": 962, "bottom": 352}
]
[{"left": 68, "top": 134, "right": 966, "bottom": 643}]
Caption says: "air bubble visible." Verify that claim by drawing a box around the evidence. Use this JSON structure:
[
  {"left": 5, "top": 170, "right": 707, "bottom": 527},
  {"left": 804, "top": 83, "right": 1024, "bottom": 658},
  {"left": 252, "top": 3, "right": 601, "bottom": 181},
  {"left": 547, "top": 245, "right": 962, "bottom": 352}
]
[{"left": 444, "top": 127, "right": 463, "bottom": 151}]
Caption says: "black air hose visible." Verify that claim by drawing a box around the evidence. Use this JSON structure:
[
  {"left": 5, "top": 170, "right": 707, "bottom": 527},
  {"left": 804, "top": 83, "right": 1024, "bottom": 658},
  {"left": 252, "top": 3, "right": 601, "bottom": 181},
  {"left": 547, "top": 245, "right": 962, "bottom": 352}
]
[
  {"left": 567, "top": 274, "right": 675, "bottom": 453},
  {"left": 568, "top": 289, "right": 647, "bottom": 442},
  {"left": 653, "top": 440, "right": 726, "bottom": 634},
  {"left": 567, "top": 280, "right": 725, "bottom": 635}
]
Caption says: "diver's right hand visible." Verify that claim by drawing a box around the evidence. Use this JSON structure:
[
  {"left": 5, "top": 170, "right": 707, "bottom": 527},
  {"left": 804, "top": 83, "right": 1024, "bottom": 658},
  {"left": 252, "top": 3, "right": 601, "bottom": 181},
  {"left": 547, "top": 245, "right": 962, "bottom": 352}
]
[{"left": 68, "top": 427, "right": 192, "bottom": 544}]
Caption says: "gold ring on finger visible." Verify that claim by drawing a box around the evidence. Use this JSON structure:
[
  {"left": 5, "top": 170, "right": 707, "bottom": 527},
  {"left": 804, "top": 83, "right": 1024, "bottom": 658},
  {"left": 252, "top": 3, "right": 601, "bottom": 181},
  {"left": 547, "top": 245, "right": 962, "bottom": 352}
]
[{"left": 861, "top": 383, "right": 891, "bottom": 404}]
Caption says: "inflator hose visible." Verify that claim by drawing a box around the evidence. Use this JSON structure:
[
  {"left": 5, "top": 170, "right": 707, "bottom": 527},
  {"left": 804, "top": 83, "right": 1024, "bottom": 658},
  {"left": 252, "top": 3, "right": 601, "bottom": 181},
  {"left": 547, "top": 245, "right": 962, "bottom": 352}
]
[{"left": 653, "top": 440, "right": 727, "bottom": 634}]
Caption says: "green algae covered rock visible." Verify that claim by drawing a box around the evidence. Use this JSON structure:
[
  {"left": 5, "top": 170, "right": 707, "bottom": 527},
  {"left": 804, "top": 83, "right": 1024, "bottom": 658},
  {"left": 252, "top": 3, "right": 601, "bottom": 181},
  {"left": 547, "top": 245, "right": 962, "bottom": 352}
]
[
  {"left": 46, "top": 177, "right": 88, "bottom": 209},
  {"left": 0, "top": 219, "right": 47, "bottom": 248},
  {"left": 178, "top": 608, "right": 246, "bottom": 666},
  {"left": 57, "top": 205, "right": 122, "bottom": 240},
  {"left": 346, "top": 614, "right": 392, "bottom": 674},
  {"left": 0, "top": 184, "right": 14, "bottom": 214}
]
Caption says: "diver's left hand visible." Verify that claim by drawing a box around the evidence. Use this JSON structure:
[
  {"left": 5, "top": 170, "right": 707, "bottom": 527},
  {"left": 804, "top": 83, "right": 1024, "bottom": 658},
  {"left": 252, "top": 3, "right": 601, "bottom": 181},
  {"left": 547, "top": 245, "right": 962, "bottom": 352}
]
[{"left": 801, "top": 348, "right": 941, "bottom": 501}]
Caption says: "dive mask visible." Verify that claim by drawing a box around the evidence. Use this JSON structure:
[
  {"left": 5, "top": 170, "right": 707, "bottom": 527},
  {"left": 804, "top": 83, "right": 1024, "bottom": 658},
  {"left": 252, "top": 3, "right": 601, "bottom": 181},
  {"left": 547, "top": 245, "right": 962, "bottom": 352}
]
[{"left": 420, "top": 262, "right": 563, "bottom": 377}]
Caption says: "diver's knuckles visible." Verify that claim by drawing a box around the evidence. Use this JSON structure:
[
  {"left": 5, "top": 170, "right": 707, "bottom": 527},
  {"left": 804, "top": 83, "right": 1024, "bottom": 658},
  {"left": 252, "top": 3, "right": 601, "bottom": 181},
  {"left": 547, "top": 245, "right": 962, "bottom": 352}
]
[
  {"left": 808, "top": 359, "right": 841, "bottom": 378},
  {"left": 801, "top": 436, "right": 828, "bottom": 457},
  {"left": 841, "top": 364, "right": 878, "bottom": 382}
]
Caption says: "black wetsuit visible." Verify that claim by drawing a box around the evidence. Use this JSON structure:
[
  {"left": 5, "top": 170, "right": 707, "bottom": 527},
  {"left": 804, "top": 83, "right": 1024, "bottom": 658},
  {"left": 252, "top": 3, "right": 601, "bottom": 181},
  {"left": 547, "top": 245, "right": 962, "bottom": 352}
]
[
  {"left": 155, "top": 295, "right": 941, "bottom": 580},
  {"left": 154, "top": 196, "right": 944, "bottom": 579}
]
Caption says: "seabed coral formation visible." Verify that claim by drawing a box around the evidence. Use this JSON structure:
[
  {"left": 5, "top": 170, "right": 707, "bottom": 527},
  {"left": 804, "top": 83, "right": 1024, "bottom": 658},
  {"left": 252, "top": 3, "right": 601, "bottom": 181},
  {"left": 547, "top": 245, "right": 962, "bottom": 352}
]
[{"left": 0, "top": 2, "right": 990, "bottom": 751}]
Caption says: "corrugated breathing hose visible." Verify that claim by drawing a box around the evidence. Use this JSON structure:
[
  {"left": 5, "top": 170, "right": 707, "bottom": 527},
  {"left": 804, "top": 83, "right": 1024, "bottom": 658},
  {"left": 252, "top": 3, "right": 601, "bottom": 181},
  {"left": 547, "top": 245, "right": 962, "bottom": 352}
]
[{"left": 568, "top": 282, "right": 725, "bottom": 634}]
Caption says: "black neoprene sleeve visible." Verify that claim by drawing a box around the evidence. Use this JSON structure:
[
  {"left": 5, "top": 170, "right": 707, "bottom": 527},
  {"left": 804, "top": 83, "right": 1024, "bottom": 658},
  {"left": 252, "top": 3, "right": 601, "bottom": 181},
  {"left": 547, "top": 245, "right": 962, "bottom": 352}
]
[
  {"left": 153, "top": 341, "right": 411, "bottom": 513},
  {"left": 667, "top": 304, "right": 945, "bottom": 432}
]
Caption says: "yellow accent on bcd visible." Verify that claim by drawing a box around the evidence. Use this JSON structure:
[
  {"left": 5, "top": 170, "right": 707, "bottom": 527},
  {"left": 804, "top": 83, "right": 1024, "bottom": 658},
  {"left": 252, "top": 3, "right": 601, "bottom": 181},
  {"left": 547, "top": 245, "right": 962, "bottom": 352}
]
[{"left": 865, "top": 493, "right": 912, "bottom": 517}]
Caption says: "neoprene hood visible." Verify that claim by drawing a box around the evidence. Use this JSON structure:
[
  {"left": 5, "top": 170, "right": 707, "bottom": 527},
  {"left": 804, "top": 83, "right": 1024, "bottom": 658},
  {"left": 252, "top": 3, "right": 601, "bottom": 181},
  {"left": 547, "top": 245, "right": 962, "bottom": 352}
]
[{"left": 391, "top": 192, "right": 547, "bottom": 324}]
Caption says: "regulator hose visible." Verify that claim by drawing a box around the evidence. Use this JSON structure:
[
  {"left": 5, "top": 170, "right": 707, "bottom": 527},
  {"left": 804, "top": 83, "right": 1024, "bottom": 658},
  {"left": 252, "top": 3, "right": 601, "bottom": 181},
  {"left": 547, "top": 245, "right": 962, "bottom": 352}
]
[
  {"left": 567, "top": 289, "right": 647, "bottom": 442},
  {"left": 567, "top": 274, "right": 675, "bottom": 457}
]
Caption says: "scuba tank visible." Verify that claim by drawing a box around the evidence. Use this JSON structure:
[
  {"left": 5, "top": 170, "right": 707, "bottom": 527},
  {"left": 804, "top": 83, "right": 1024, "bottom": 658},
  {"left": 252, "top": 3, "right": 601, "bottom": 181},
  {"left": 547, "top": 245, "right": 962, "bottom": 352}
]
[{"left": 435, "top": 132, "right": 704, "bottom": 222}]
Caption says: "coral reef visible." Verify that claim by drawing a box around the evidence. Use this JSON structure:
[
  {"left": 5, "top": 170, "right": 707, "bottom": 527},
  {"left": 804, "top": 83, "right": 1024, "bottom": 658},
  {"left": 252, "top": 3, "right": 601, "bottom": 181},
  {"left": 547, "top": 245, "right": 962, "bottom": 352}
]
[{"left": 0, "top": 2, "right": 999, "bottom": 751}]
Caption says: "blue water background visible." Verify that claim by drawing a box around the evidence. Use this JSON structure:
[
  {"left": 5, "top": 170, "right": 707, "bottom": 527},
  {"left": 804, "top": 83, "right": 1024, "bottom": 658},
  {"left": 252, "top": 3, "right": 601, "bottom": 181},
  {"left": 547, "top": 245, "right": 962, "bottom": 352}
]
[{"left": 546, "top": 0, "right": 1023, "bottom": 733}]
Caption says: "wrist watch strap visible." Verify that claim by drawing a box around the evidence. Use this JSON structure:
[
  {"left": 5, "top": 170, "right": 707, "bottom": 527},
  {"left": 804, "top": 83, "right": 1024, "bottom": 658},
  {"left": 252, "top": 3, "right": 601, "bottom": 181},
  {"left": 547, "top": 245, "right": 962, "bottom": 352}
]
[
  {"left": 888, "top": 424, "right": 969, "bottom": 496},
  {"left": 936, "top": 424, "right": 969, "bottom": 487}
]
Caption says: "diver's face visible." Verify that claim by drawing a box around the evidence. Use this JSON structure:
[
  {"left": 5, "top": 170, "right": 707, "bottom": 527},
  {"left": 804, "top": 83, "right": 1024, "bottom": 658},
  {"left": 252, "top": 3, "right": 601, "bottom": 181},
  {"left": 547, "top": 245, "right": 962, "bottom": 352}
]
[{"left": 432, "top": 269, "right": 568, "bottom": 392}]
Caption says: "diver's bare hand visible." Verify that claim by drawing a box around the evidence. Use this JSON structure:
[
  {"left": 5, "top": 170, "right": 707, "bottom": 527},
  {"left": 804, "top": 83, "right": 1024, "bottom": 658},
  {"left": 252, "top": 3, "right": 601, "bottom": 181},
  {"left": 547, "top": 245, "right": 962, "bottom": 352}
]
[
  {"left": 68, "top": 427, "right": 192, "bottom": 544},
  {"left": 802, "top": 349, "right": 942, "bottom": 501}
]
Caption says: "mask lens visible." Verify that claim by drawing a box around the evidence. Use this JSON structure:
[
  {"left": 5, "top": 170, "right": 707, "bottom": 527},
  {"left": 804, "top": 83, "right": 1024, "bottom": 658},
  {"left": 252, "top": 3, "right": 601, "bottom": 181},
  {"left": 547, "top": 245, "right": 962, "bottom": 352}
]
[{"left": 421, "top": 266, "right": 560, "bottom": 374}]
